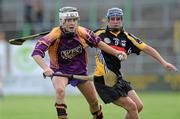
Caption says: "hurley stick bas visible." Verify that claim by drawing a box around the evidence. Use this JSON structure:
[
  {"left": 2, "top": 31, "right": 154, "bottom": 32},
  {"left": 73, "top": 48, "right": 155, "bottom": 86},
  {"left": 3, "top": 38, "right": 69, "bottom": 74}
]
[
  {"left": 43, "top": 71, "right": 118, "bottom": 87},
  {"left": 9, "top": 31, "right": 50, "bottom": 45},
  {"left": 43, "top": 72, "right": 94, "bottom": 81}
]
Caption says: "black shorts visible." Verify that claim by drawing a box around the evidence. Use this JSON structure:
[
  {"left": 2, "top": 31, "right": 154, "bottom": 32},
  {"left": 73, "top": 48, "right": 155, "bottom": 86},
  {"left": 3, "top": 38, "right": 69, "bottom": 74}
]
[{"left": 94, "top": 76, "right": 133, "bottom": 104}]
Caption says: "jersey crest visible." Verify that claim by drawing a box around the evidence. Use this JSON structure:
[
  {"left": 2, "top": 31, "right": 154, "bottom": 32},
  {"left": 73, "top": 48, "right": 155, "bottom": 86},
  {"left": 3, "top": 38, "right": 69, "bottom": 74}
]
[
  {"left": 104, "top": 37, "right": 111, "bottom": 44},
  {"left": 121, "top": 39, "right": 126, "bottom": 47}
]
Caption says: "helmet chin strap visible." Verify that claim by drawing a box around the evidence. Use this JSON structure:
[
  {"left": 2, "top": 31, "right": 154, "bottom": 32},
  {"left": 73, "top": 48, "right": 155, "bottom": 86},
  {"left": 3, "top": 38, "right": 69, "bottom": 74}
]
[
  {"left": 107, "top": 26, "right": 123, "bottom": 32},
  {"left": 65, "top": 32, "right": 75, "bottom": 39},
  {"left": 61, "top": 26, "right": 75, "bottom": 39}
]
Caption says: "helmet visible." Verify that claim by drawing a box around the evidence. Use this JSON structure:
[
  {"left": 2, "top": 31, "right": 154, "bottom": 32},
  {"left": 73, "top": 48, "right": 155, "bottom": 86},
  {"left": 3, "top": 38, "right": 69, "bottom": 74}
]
[
  {"left": 106, "top": 7, "right": 123, "bottom": 18},
  {"left": 59, "top": 6, "right": 80, "bottom": 26}
]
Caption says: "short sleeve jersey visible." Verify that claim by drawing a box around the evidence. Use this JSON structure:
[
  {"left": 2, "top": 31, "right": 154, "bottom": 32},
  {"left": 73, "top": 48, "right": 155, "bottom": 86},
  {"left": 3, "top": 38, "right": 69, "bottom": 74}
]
[
  {"left": 94, "top": 28, "right": 147, "bottom": 76},
  {"left": 32, "top": 26, "right": 101, "bottom": 75}
]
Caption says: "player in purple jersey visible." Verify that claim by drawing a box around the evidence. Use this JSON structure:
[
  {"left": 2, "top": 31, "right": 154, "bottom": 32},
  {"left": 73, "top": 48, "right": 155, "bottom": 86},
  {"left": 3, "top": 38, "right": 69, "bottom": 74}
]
[{"left": 32, "top": 6, "right": 127, "bottom": 119}]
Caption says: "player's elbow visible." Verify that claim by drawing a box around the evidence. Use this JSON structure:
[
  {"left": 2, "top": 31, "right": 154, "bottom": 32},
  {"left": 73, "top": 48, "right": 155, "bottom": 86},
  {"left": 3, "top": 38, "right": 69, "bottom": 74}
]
[{"left": 142, "top": 45, "right": 156, "bottom": 54}]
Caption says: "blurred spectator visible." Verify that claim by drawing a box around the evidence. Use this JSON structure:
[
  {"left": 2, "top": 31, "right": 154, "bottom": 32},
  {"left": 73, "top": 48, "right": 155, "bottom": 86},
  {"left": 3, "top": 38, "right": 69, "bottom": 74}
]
[
  {"left": 32, "top": 0, "right": 44, "bottom": 32},
  {"left": 0, "top": 32, "right": 6, "bottom": 99},
  {"left": 24, "top": 0, "right": 33, "bottom": 24},
  {"left": 24, "top": 0, "right": 44, "bottom": 33},
  {"left": 32, "top": 0, "right": 43, "bottom": 24},
  {"left": 0, "top": 55, "right": 3, "bottom": 98},
  {"left": 0, "top": 0, "right": 2, "bottom": 23},
  {"left": 24, "top": 0, "right": 43, "bottom": 23},
  {"left": 0, "top": 32, "right": 5, "bottom": 41}
]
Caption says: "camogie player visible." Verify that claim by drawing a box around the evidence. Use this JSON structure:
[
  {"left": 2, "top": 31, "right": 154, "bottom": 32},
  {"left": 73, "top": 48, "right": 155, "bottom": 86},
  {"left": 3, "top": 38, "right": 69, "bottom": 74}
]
[
  {"left": 32, "top": 6, "right": 127, "bottom": 119},
  {"left": 94, "top": 7, "right": 177, "bottom": 119}
]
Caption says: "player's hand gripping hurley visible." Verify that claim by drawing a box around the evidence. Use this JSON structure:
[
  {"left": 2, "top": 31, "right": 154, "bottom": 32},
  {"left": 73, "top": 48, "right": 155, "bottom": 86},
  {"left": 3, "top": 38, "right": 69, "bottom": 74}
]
[{"left": 43, "top": 53, "right": 124, "bottom": 87}]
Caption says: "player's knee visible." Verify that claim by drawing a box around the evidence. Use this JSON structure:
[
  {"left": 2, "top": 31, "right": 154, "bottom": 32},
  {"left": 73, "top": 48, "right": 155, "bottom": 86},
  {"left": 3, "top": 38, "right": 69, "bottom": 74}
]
[
  {"left": 55, "top": 103, "right": 67, "bottom": 119},
  {"left": 127, "top": 102, "right": 138, "bottom": 112},
  {"left": 56, "top": 87, "right": 65, "bottom": 96}
]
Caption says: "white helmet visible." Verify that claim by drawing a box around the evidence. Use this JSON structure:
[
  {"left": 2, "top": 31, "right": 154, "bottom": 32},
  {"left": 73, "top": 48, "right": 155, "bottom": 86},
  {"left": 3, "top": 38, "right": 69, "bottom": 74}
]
[{"left": 59, "top": 6, "right": 80, "bottom": 26}]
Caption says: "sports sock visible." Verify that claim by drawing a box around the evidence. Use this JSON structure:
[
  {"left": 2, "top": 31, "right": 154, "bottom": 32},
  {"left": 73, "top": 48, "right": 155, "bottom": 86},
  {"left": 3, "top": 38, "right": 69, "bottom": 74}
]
[{"left": 55, "top": 103, "right": 67, "bottom": 119}]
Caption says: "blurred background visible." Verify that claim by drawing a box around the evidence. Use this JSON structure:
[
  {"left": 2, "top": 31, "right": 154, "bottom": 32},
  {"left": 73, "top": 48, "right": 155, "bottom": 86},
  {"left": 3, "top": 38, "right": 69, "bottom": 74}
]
[
  {"left": 0, "top": 0, "right": 180, "bottom": 95},
  {"left": 0, "top": 0, "right": 180, "bottom": 119}
]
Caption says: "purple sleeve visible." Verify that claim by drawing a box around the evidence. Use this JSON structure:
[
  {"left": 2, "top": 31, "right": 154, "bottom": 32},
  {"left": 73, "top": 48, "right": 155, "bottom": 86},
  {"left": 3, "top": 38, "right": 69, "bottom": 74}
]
[
  {"left": 89, "top": 30, "right": 102, "bottom": 47},
  {"left": 84, "top": 29, "right": 102, "bottom": 47},
  {"left": 31, "top": 36, "right": 52, "bottom": 58}
]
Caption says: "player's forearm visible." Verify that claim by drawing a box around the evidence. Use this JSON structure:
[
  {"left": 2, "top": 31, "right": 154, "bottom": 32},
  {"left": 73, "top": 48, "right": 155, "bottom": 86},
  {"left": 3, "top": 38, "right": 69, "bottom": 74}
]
[
  {"left": 97, "top": 41, "right": 119, "bottom": 56},
  {"left": 32, "top": 55, "right": 49, "bottom": 71},
  {"left": 143, "top": 45, "right": 167, "bottom": 65}
]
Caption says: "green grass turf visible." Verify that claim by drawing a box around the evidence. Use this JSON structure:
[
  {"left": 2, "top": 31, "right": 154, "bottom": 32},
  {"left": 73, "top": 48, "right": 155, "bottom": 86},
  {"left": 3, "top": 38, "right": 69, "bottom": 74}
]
[{"left": 0, "top": 92, "right": 180, "bottom": 119}]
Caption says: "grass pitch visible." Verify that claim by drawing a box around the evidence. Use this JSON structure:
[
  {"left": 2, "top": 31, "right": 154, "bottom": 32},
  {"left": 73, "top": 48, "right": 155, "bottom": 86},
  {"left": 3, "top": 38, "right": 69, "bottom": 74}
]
[{"left": 0, "top": 92, "right": 180, "bottom": 119}]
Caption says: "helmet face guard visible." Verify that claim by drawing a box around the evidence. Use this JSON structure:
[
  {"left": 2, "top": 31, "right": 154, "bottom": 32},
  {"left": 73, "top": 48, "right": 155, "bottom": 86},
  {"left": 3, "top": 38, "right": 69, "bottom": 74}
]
[
  {"left": 59, "top": 7, "right": 80, "bottom": 26},
  {"left": 106, "top": 8, "right": 123, "bottom": 19}
]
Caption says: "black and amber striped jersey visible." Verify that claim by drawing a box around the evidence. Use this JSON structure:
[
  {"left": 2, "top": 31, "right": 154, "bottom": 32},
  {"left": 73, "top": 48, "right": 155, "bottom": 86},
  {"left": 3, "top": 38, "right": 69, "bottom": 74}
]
[{"left": 94, "top": 28, "right": 147, "bottom": 77}]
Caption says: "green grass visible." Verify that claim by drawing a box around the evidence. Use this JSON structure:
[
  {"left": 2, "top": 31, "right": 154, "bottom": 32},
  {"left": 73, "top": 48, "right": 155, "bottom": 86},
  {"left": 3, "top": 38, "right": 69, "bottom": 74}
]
[{"left": 0, "top": 92, "right": 180, "bottom": 119}]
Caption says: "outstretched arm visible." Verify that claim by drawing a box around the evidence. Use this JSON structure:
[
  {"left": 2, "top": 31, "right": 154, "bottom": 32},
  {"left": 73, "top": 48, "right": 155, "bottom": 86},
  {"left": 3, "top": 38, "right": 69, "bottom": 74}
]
[
  {"left": 142, "top": 45, "right": 178, "bottom": 72},
  {"left": 97, "top": 41, "right": 127, "bottom": 61}
]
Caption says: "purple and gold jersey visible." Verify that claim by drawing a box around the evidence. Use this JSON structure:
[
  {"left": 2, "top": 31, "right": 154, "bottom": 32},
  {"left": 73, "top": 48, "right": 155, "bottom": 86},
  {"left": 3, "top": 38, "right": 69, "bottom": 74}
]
[{"left": 32, "top": 26, "right": 101, "bottom": 75}]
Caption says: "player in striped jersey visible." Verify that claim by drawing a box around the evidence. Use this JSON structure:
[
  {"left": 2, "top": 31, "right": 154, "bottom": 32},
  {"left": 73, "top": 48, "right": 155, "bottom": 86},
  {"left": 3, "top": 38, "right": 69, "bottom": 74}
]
[{"left": 94, "top": 7, "right": 177, "bottom": 119}]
